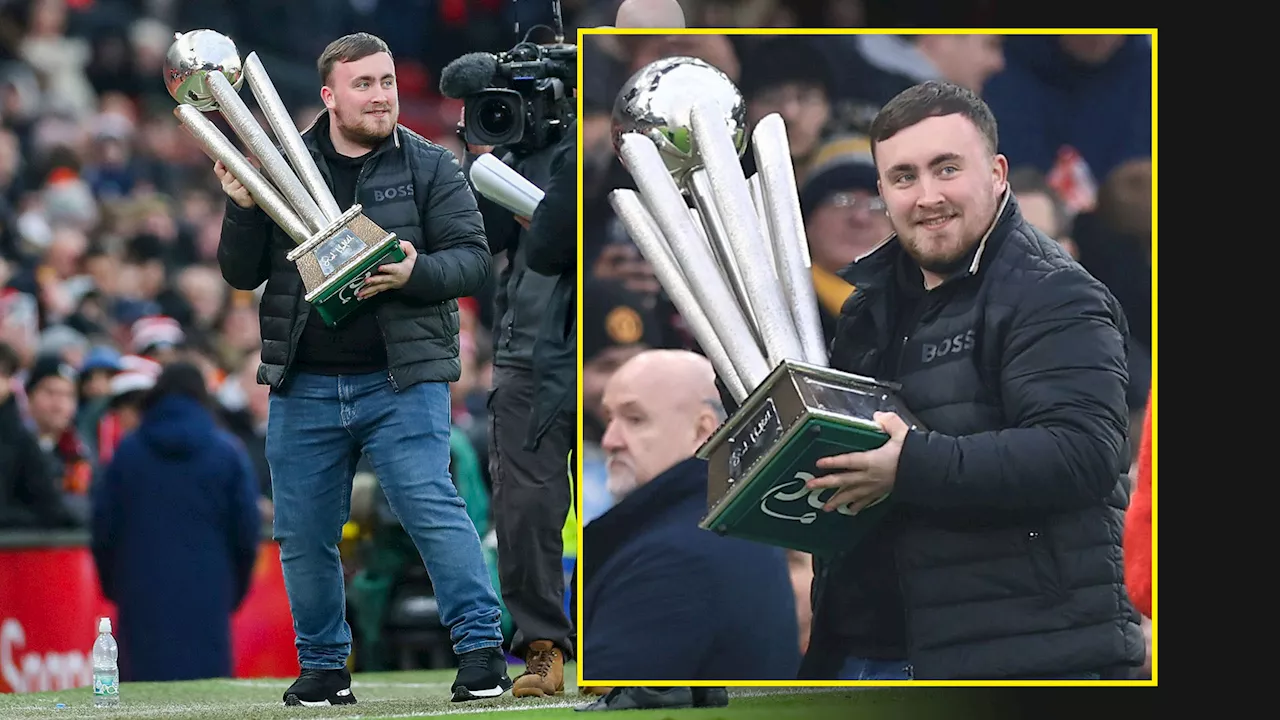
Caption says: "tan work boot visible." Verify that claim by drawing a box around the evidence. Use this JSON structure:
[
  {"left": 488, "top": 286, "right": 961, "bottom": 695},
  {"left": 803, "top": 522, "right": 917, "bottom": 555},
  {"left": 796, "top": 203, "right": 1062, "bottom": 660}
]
[
  {"left": 580, "top": 686, "right": 612, "bottom": 696},
  {"left": 511, "top": 640, "right": 565, "bottom": 697}
]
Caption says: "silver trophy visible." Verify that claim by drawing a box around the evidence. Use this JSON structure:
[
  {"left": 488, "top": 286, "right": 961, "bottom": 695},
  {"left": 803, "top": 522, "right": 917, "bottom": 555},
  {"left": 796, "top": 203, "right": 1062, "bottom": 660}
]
[
  {"left": 165, "top": 29, "right": 404, "bottom": 327},
  {"left": 606, "top": 55, "right": 924, "bottom": 556}
]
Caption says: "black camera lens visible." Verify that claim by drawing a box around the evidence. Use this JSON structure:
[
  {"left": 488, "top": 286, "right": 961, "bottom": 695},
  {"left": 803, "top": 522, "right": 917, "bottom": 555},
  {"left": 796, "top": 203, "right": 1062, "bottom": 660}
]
[{"left": 478, "top": 99, "right": 516, "bottom": 136}]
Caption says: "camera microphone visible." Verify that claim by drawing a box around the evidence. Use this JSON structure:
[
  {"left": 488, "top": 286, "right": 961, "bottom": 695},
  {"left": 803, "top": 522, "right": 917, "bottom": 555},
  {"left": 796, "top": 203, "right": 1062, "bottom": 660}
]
[{"left": 440, "top": 52, "right": 499, "bottom": 99}]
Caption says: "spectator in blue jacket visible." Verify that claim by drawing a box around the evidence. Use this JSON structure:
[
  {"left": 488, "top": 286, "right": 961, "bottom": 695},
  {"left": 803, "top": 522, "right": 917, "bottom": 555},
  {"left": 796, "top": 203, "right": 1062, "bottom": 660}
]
[
  {"left": 981, "top": 35, "right": 1151, "bottom": 183},
  {"left": 581, "top": 349, "right": 799, "bottom": 687},
  {"left": 90, "top": 361, "right": 261, "bottom": 682}
]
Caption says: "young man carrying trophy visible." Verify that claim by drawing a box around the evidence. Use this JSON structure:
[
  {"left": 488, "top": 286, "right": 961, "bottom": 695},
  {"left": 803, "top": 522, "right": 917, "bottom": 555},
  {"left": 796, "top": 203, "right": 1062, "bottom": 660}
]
[
  {"left": 170, "top": 30, "right": 510, "bottom": 704},
  {"left": 607, "top": 54, "right": 1143, "bottom": 681},
  {"left": 796, "top": 81, "right": 1144, "bottom": 681}
]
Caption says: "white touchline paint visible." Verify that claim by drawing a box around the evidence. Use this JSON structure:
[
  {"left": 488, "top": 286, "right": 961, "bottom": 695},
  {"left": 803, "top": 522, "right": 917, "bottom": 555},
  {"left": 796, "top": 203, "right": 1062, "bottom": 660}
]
[{"left": 330, "top": 687, "right": 857, "bottom": 719}]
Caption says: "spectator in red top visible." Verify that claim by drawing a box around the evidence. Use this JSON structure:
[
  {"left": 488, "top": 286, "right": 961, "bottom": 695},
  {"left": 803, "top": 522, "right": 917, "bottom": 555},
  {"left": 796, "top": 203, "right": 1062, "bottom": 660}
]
[
  {"left": 1124, "top": 396, "right": 1153, "bottom": 678},
  {"left": 1124, "top": 400, "right": 1152, "bottom": 617}
]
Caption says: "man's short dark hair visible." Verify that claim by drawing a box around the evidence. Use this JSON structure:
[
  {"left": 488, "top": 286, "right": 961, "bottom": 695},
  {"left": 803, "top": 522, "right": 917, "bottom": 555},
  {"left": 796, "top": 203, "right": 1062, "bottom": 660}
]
[
  {"left": 318, "top": 33, "right": 393, "bottom": 86},
  {"left": 869, "top": 81, "right": 999, "bottom": 160}
]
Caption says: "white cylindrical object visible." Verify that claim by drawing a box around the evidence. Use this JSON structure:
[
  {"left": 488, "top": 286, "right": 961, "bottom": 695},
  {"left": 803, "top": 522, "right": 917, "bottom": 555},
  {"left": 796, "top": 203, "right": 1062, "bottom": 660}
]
[
  {"left": 175, "top": 104, "right": 311, "bottom": 244},
  {"left": 470, "top": 153, "right": 546, "bottom": 217},
  {"left": 747, "top": 173, "right": 780, "bottom": 274},
  {"left": 243, "top": 52, "right": 343, "bottom": 223},
  {"left": 207, "top": 70, "right": 327, "bottom": 234},
  {"left": 752, "top": 113, "right": 829, "bottom": 367},
  {"left": 617, "top": 132, "right": 769, "bottom": 389},
  {"left": 612, "top": 189, "right": 748, "bottom": 403},
  {"left": 688, "top": 170, "right": 761, "bottom": 349},
  {"left": 690, "top": 100, "right": 803, "bottom": 368}
]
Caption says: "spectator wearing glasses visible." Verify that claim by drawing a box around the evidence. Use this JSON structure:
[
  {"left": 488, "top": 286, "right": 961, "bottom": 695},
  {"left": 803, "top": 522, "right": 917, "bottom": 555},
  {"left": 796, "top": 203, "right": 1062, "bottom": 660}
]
[{"left": 799, "top": 135, "right": 893, "bottom": 342}]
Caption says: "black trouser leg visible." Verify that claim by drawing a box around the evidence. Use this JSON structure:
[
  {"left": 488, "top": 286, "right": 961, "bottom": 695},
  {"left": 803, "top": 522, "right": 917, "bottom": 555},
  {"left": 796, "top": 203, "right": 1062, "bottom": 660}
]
[{"left": 489, "top": 366, "right": 575, "bottom": 660}]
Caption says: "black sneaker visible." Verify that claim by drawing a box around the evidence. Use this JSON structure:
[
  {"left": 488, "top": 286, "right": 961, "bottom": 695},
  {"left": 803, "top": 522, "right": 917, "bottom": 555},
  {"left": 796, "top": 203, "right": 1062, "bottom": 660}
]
[
  {"left": 283, "top": 668, "right": 357, "bottom": 707},
  {"left": 692, "top": 687, "right": 729, "bottom": 707},
  {"left": 575, "top": 687, "right": 694, "bottom": 712},
  {"left": 451, "top": 647, "right": 513, "bottom": 702}
]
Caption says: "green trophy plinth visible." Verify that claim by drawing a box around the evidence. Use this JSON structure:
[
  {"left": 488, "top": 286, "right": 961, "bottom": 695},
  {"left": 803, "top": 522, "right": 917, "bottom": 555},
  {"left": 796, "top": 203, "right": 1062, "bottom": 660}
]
[
  {"left": 289, "top": 205, "right": 404, "bottom": 328},
  {"left": 695, "top": 359, "right": 926, "bottom": 557}
]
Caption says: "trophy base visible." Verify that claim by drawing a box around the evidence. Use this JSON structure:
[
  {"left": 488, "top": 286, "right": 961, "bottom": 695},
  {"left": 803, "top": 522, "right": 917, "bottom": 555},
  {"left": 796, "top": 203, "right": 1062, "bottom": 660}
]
[
  {"left": 695, "top": 359, "right": 926, "bottom": 557},
  {"left": 288, "top": 204, "right": 404, "bottom": 328}
]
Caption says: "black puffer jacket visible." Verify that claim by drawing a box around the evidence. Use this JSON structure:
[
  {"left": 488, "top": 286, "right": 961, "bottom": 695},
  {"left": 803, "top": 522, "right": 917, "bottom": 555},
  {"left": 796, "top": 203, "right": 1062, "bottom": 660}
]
[
  {"left": 218, "top": 113, "right": 489, "bottom": 390},
  {"left": 804, "top": 192, "right": 1145, "bottom": 680}
]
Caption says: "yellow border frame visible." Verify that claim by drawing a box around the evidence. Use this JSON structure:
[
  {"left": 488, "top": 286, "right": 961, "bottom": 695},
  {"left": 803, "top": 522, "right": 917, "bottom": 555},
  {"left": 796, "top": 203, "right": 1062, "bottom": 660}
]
[{"left": 574, "top": 27, "right": 1157, "bottom": 690}]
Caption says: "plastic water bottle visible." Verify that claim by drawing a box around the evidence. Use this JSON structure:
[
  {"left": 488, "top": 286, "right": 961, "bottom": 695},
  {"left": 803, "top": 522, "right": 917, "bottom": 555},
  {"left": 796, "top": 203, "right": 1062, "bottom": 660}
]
[{"left": 92, "top": 617, "right": 119, "bottom": 708}]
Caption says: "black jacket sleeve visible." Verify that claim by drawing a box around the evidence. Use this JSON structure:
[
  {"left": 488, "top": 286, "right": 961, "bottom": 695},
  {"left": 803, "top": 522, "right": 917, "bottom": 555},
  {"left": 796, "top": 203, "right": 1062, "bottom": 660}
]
[
  {"left": 463, "top": 150, "right": 521, "bottom": 256},
  {"left": 0, "top": 399, "right": 76, "bottom": 529},
  {"left": 1, "top": 433, "right": 77, "bottom": 529},
  {"left": 401, "top": 148, "right": 492, "bottom": 304},
  {"left": 216, "top": 199, "right": 273, "bottom": 291},
  {"left": 893, "top": 267, "right": 1130, "bottom": 513},
  {"left": 23, "top": 430, "right": 77, "bottom": 528},
  {"left": 524, "top": 133, "right": 577, "bottom": 276}
]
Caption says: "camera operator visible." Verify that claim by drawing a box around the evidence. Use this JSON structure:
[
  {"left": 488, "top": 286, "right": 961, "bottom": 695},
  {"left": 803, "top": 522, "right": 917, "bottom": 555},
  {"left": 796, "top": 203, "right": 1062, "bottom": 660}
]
[{"left": 454, "top": 66, "right": 577, "bottom": 699}]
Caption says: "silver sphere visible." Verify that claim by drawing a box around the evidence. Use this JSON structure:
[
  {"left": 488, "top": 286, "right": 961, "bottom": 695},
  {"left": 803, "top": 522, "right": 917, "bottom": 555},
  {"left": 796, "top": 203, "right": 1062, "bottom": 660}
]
[
  {"left": 611, "top": 56, "right": 747, "bottom": 187},
  {"left": 164, "top": 29, "right": 244, "bottom": 111}
]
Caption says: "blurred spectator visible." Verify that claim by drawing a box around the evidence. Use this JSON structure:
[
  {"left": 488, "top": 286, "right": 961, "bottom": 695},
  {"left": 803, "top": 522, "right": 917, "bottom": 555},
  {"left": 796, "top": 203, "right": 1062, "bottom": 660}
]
[
  {"left": 94, "top": 363, "right": 157, "bottom": 466},
  {"left": 1125, "top": 398, "right": 1153, "bottom": 618},
  {"left": 808, "top": 34, "right": 1005, "bottom": 135},
  {"left": 613, "top": 0, "right": 688, "bottom": 27},
  {"left": 982, "top": 35, "right": 1151, "bottom": 198},
  {"left": 1124, "top": 395, "right": 1153, "bottom": 680},
  {"left": 19, "top": 0, "right": 97, "bottom": 119},
  {"left": 581, "top": 276, "right": 664, "bottom": 525},
  {"left": 121, "top": 235, "right": 194, "bottom": 328},
  {"left": 23, "top": 353, "right": 92, "bottom": 518},
  {"left": 737, "top": 36, "right": 834, "bottom": 182},
  {"left": 1072, "top": 158, "right": 1152, "bottom": 349},
  {"left": 1, "top": 340, "right": 78, "bottom": 529},
  {"left": 798, "top": 134, "right": 888, "bottom": 340},
  {"left": 1007, "top": 165, "right": 1077, "bottom": 258},
  {"left": 90, "top": 361, "right": 260, "bottom": 682},
  {"left": 215, "top": 350, "right": 271, "bottom": 502},
  {"left": 73, "top": 343, "right": 121, "bottom": 458},
  {"left": 583, "top": 349, "right": 799, "bottom": 680},
  {"left": 129, "top": 314, "right": 185, "bottom": 365}
]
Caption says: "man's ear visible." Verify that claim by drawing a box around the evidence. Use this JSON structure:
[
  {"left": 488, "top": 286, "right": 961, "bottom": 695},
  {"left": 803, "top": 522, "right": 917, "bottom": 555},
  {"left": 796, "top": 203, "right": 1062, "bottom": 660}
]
[
  {"left": 992, "top": 152, "right": 1009, "bottom": 194},
  {"left": 694, "top": 405, "right": 723, "bottom": 446}
]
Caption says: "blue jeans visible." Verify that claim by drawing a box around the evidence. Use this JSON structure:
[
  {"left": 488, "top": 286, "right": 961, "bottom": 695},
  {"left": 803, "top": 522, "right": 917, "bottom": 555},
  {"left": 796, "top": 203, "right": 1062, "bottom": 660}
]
[
  {"left": 266, "top": 372, "right": 504, "bottom": 669},
  {"left": 838, "top": 657, "right": 913, "bottom": 680}
]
